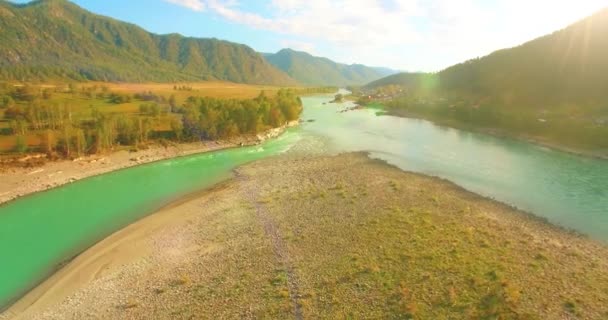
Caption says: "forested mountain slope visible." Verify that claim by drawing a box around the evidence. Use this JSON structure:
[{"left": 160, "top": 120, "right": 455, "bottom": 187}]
[
  {"left": 265, "top": 49, "right": 396, "bottom": 86},
  {"left": 0, "top": 0, "right": 296, "bottom": 85},
  {"left": 367, "top": 7, "right": 608, "bottom": 109}
]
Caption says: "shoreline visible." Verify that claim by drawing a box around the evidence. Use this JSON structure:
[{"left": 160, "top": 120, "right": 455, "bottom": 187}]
[
  {"left": 1, "top": 181, "right": 234, "bottom": 319},
  {"left": 380, "top": 108, "right": 608, "bottom": 161},
  {"left": 0, "top": 121, "right": 298, "bottom": 206},
  {"left": 2, "top": 152, "right": 607, "bottom": 319},
  {"left": 365, "top": 154, "right": 589, "bottom": 239}
]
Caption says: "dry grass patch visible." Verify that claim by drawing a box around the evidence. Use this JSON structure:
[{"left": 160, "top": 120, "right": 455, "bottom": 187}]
[{"left": 21, "top": 154, "right": 608, "bottom": 320}]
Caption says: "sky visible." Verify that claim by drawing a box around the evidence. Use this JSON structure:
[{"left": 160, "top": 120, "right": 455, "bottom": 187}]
[{"left": 11, "top": 0, "right": 608, "bottom": 71}]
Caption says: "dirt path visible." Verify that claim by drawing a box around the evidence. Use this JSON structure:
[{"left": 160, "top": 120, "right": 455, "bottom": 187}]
[{"left": 235, "top": 170, "right": 303, "bottom": 320}]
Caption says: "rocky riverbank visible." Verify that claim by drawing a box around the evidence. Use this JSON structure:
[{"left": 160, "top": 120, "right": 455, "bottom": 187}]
[
  {"left": 0, "top": 121, "right": 298, "bottom": 205},
  {"left": 3, "top": 153, "right": 607, "bottom": 319}
]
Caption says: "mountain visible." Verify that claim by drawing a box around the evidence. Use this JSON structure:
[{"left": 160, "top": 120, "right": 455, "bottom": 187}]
[
  {"left": 365, "top": 72, "right": 426, "bottom": 89},
  {"left": 364, "top": 8, "right": 608, "bottom": 153},
  {"left": 366, "top": 7, "right": 608, "bottom": 109},
  {"left": 264, "top": 49, "right": 397, "bottom": 86},
  {"left": 369, "top": 66, "right": 402, "bottom": 77},
  {"left": 0, "top": 0, "right": 296, "bottom": 85},
  {"left": 437, "top": 7, "right": 608, "bottom": 108}
]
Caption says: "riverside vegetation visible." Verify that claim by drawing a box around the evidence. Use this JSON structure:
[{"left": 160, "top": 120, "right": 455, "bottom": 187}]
[
  {"left": 0, "top": 82, "right": 335, "bottom": 158},
  {"left": 377, "top": 93, "right": 608, "bottom": 155}
]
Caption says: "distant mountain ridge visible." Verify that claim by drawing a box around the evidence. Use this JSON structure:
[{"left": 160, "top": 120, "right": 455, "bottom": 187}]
[
  {"left": 264, "top": 49, "right": 398, "bottom": 86},
  {"left": 0, "top": 0, "right": 296, "bottom": 84}
]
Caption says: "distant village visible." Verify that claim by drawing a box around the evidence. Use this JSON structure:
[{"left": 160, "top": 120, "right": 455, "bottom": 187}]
[{"left": 352, "top": 85, "right": 407, "bottom": 104}]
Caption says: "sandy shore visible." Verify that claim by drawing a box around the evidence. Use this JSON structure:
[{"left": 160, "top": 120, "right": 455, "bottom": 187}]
[
  {"left": 1, "top": 183, "right": 231, "bottom": 319},
  {"left": 3, "top": 153, "right": 607, "bottom": 319},
  {"left": 0, "top": 121, "right": 298, "bottom": 205}
]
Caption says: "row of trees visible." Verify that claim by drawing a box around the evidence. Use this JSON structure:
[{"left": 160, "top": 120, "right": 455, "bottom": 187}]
[
  {"left": 178, "top": 89, "right": 301, "bottom": 140},
  {"left": 385, "top": 96, "right": 608, "bottom": 149},
  {"left": 1, "top": 85, "right": 303, "bottom": 156},
  {"left": 0, "top": 83, "right": 161, "bottom": 108},
  {"left": 293, "top": 87, "right": 336, "bottom": 94},
  {"left": 1, "top": 84, "right": 44, "bottom": 108},
  {"left": 9, "top": 110, "right": 159, "bottom": 157}
]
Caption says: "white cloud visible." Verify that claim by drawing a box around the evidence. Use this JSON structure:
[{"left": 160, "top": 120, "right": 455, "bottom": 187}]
[
  {"left": 165, "top": 0, "right": 206, "bottom": 12},
  {"left": 164, "top": 0, "right": 608, "bottom": 71},
  {"left": 207, "top": 0, "right": 422, "bottom": 47}
]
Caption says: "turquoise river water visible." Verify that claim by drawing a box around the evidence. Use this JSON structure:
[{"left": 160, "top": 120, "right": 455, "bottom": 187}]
[{"left": 0, "top": 94, "right": 607, "bottom": 308}]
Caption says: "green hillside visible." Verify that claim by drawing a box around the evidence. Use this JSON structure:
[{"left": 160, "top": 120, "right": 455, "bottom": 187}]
[
  {"left": 265, "top": 49, "right": 396, "bottom": 86},
  {"left": 439, "top": 8, "right": 608, "bottom": 108},
  {"left": 0, "top": 0, "right": 296, "bottom": 85},
  {"left": 364, "top": 8, "right": 608, "bottom": 153},
  {"left": 368, "top": 8, "right": 608, "bottom": 107}
]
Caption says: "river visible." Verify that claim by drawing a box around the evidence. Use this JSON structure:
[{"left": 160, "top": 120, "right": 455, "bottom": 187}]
[{"left": 0, "top": 93, "right": 607, "bottom": 308}]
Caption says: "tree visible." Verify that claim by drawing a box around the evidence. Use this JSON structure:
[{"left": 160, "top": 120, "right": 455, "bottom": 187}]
[
  {"left": 139, "top": 103, "right": 150, "bottom": 115},
  {"left": 199, "top": 107, "right": 220, "bottom": 140},
  {"left": 169, "top": 94, "right": 177, "bottom": 112},
  {"left": 244, "top": 101, "right": 260, "bottom": 133},
  {"left": 59, "top": 124, "right": 73, "bottom": 157},
  {"left": 116, "top": 117, "right": 137, "bottom": 145},
  {"left": 150, "top": 103, "right": 161, "bottom": 117},
  {"left": 42, "top": 89, "right": 53, "bottom": 100},
  {"left": 219, "top": 119, "right": 239, "bottom": 138},
  {"left": 109, "top": 93, "right": 131, "bottom": 104},
  {"left": 12, "top": 85, "right": 38, "bottom": 102},
  {"left": 10, "top": 119, "right": 28, "bottom": 135},
  {"left": 181, "top": 104, "right": 202, "bottom": 140},
  {"left": 74, "top": 128, "right": 87, "bottom": 156},
  {"left": 14, "top": 135, "right": 28, "bottom": 154},
  {"left": 170, "top": 116, "right": 183, "bottom": 140},
  {"left": 136, "top": 117, "right": 153, "bottom": 144},
  {"left": 39, "top": 130, "right": 56, "bottom": 154},
  {"left": 268, "top": 107, "right": 285, "bottom": 127},
  {"left": 93, "top": 114, "right": 117, "bottom": 153},
  {"left": 357, "top": 95, "right": 371, "bottom": 106}
]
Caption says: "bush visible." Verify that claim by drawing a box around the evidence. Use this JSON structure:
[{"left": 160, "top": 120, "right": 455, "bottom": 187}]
[
  {"left": 12, "top": 85, "right": 38, "bottom": 102},
  {"left": 109, "top": 93, "right": 131, "bottom": 104},
  {"left": 0, "top": 95, "right": 15, "bottom": 108}
]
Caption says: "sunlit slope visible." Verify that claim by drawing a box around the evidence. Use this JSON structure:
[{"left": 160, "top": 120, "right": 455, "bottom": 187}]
[
  {"left": 367, "top": 8, "right": 608, "bottom": 109},
  {"left": 438, "top": 8, "right": 608, "bottom": 107},
  {"left": 0, "top": 0, "right": 296, "bottom": 85}
]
